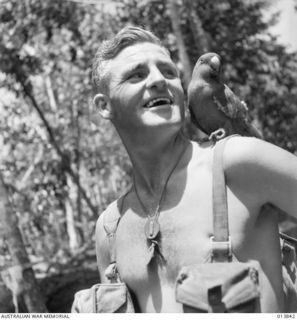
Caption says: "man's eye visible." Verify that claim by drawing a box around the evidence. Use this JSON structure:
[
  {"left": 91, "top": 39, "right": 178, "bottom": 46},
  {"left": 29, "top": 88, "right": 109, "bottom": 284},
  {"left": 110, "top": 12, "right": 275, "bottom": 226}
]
[
  {"left": 163, "top": 68, "right": 178, "bottom": 78},
  {"left": 127, "top": 72, "right": 145, "bottom": 82}
]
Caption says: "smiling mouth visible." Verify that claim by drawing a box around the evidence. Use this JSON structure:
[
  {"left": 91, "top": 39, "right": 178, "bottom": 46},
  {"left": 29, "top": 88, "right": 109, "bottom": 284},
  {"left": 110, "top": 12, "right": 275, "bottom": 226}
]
[{"left": 144, "top": 97, "right": 172, "bottom": 108}]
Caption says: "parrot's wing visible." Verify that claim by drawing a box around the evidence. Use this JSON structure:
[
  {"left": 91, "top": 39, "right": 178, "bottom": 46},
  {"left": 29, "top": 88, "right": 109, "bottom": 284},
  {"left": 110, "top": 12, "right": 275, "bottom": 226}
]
[
  {"left": 223, "top": 84, "right": 248, "bottom": 119},
  {"left": 232, "top": 118, "right": 263, "bottom": 139},
  {"left": 222, "top": 85, "right": 263, "bottom": 139},
  {"left": 189, "top": 106, "right": 210, "bottom": 134}
]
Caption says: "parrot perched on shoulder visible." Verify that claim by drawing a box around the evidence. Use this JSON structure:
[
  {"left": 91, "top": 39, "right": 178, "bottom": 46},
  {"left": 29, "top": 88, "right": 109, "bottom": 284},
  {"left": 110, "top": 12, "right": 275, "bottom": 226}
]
[{"left": 187, "top": 52, "right": 262, "bottom": 140}]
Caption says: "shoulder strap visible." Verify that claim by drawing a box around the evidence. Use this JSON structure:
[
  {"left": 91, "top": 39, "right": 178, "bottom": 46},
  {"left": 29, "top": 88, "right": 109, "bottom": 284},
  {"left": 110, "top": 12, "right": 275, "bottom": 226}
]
[
  {"left": 211, "top": 136, "right": 235, "bottom": 262},
  {"left": 102, "top": 191, "right": 129, "bottom": 281},
  {"left": 212, "top": 138, "right": 229, "bottom": 242},
  {"left": 103, "top": 199, "right": 122, "bottom": 265}
]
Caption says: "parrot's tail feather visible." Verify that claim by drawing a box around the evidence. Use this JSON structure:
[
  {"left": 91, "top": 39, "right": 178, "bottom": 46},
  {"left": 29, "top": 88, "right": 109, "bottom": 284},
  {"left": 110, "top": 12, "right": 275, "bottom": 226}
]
[
  {"left": 235, "top": 121, "right": 263, "bottom": 139},
  {"left": 248, "top": 125, "right": 263, "bottom": 139}
]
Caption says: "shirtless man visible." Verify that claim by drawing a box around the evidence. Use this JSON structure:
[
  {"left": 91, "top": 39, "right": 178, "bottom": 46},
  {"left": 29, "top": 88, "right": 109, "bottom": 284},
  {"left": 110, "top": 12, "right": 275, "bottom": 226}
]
[{"left": 92, "top": 26, "right": 297, "bottom": 312}]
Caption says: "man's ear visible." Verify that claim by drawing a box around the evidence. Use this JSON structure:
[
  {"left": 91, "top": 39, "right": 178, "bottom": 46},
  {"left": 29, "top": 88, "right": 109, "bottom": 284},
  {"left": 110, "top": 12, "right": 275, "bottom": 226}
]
[{"left": 93, "top": 93, "right": 113, "bottom": 119}]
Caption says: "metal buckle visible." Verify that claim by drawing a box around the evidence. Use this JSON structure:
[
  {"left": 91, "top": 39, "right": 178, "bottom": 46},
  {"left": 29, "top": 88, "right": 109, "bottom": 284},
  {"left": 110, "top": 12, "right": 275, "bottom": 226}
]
[{"left": 210, "top": 236, "right": 232, "bottom": 259}]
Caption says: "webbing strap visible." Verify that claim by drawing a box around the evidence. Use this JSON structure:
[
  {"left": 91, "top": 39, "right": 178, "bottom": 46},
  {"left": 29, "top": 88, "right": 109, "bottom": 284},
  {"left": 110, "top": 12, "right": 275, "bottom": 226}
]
[
  {"left": 212, "top": 136, "right": 235, "bottom": 262},
  {"left": 102, "top": 191, "right": 129, "bottom": 281},
  {"left": 103, "top": 215, "right": 120, "bottom": 264},
  {"left": 103, "top": 193, "right": 128, "bottom": 263},
  {"left": 213, "top": 138, "right": 229, "bottom": 241}
]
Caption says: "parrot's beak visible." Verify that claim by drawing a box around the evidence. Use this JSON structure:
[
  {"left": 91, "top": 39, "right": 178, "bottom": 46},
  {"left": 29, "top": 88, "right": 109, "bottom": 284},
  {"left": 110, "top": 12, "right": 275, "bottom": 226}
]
[{"left": 210, "top": 55, "right": 221, "bottom": 73}]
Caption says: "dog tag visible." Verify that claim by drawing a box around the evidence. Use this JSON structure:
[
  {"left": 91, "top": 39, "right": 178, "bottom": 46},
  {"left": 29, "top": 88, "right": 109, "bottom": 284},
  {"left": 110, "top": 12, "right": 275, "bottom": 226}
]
[
  {"left": 146, "top": 240, "right": 159, "bottom": 265},
  {"left": 144, "top": 218, "right": 160, "bottom": 240}
]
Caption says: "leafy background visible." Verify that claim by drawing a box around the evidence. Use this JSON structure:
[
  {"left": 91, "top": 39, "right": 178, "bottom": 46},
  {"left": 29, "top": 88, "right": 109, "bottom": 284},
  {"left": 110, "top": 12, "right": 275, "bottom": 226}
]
[{"left": 0, "top": 0, "right": 297, "bottom": 312}]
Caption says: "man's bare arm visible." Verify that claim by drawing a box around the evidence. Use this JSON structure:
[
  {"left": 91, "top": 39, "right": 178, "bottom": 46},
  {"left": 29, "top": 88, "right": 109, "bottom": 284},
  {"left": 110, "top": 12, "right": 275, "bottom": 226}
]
[{"left": 224, "top": 136, "right": 297, "bottom": 219}]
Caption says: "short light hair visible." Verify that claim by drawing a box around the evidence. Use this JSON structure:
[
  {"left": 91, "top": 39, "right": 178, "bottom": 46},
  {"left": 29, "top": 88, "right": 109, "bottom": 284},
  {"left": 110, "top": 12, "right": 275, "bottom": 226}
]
[{"left": 92, "top": 25, "right": 167, "bottom": 93}]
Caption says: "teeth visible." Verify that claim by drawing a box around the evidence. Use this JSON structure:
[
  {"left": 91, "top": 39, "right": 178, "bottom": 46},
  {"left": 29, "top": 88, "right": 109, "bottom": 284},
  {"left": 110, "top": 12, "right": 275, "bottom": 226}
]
[{"left": 145, "top": 98, "right": 171, "bottom": 108}]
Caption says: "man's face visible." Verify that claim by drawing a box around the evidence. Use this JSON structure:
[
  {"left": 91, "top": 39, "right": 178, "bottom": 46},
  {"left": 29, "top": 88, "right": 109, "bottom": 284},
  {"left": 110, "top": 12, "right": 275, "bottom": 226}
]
[{"left": 102, "top": 42, "right": 185, "bottom": 133}]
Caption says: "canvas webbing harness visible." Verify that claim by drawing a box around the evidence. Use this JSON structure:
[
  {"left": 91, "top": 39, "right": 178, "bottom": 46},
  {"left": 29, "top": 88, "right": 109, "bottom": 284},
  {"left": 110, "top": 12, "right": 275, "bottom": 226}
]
[
  {"left": 102, "top": 137, "right": 297, "bottom": 289},
  {"left": 102, "top": 137, "right": 234, "bottom": 278}
]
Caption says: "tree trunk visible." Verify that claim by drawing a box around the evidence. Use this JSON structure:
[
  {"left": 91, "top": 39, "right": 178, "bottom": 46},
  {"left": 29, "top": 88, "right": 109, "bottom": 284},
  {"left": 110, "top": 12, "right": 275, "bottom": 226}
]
[
  {"left": 65, "top": 175, "right": 81, "bottom": 253},
  {"left": 44, "top": 74, "right": 58, "bottom": 112},
  {"left": 0, "top": 173, "right": 48, "bottom": 313},
  {"left": 75, "top": 107, "right": 82, "bottom": 222},
  {"left": 21, "top": 81, "right": 98, "bottom": 218},
  {"left": 184, "top": 0, "right": 210, "bottom": 56},
  {"left": 167, "top": 0, "right": 192, "bottom": 86},
  {"left": 65, "top": 198, "right": 80, "bottom": 253}
]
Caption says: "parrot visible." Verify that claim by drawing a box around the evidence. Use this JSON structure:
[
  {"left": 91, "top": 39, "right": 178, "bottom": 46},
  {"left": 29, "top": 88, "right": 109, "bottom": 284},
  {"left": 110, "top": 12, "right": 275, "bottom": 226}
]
[{"left": 187, "top": 52, "right": 262, "bottom": 141}]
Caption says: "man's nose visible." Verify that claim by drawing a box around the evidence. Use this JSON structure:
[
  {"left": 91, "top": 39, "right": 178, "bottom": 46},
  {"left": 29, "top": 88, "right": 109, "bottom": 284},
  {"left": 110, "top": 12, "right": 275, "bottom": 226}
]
[{"left": 146, "top": 68, "right": 167, "bottom": 90}]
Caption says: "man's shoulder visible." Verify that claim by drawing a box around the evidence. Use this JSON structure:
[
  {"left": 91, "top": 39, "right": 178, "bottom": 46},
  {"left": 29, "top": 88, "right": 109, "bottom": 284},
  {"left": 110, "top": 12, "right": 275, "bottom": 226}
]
[
  {"left": 95, "top": 197, "right": 124, "bottom": 236},
  {"left": 222, "top": 135, "right": 294, "bottom": 187},
  {"left": 189, "top": 139, "right": 214, "bottom": 164},
  {"left": 223, "top": 136, "right": 277, "bottom": 168},
  {"left": 102, "top": 198, "right": 122, "bottom": 218},
  {"left": 189, "top": 137, "right": 266, "bottom": 171},
  {"left": 189, "top": 136, "right": 280, "bottom": 167}
]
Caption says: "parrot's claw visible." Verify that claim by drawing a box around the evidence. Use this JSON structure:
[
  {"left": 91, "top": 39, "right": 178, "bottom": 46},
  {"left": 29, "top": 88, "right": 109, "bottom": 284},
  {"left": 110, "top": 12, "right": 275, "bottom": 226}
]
[{"left": 209, "top": 128, "right": 226, "bottom": 142}]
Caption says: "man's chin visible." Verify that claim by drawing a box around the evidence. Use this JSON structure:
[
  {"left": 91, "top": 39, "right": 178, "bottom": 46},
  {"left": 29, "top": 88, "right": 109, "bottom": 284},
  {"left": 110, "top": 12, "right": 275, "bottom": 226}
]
[
  {"left": 143, "top": 118, "right": 184, "bottom": 131},
  {"left": 142, "top": 106, "right": 184, "bottom": 124}
]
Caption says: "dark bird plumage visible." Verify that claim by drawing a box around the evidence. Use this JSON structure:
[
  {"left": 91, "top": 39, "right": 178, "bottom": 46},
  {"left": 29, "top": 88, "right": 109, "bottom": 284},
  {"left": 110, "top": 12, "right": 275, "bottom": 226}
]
[{"left": 188, "top": 52, "right": 262, "bottom": 140}]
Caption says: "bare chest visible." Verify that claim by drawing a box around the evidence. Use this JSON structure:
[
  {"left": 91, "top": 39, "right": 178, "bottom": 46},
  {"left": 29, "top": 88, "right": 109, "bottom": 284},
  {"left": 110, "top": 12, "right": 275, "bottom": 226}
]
[
  {"left": 116, "top": 201, "right": 213, "bottom": 286},
  {"left": 115, "top": 169, "right": 256, "bottom": 292},
  {"left": 105, "top": 143, "right": 283, "bottom": 312}
]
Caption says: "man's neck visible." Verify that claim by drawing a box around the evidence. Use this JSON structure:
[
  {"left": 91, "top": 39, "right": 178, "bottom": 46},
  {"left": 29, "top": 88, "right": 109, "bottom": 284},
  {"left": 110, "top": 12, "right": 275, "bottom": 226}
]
[{"left": 124, "top": 131, "right": 189, "bottom": 198}]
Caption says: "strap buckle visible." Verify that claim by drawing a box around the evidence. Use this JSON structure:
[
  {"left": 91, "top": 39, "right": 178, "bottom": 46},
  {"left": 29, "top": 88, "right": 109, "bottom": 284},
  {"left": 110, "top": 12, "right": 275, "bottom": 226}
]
[{"left": 210, "top": 236, "right": 232, "bottom": 261}]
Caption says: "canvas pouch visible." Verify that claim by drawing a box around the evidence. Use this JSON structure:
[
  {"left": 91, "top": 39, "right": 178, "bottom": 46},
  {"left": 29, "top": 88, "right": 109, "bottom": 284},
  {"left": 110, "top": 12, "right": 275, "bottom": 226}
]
[
  {"left": 175, "top": 260, "right": 261, "bottom": 313},
  {"left": 71, "top": 198, "right": 136, "bottom": 313},
  {"left": 281, "top": 233, "right": 297, "bottom": 312},
  {"left": 71, "top": 282, "right": 135, "bottom": 313}
]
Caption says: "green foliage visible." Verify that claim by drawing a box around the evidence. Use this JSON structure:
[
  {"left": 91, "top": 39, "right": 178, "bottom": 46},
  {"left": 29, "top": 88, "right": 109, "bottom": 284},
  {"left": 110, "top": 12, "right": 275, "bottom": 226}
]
[
  {"left": 119, "top": 0, "right": 297, "bottom": 152},
  {"left": 0, "top": 0, "right": 297, "bottom": 281},
  {"left": 0, "top": 0, "right": 130, "bottom": 272}
]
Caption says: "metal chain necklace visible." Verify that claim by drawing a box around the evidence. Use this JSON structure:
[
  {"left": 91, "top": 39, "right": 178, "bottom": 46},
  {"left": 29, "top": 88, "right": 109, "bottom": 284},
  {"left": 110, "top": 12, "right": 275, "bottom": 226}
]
[{"left": 133, "top": 144, "right": 187, "bottom": 265}]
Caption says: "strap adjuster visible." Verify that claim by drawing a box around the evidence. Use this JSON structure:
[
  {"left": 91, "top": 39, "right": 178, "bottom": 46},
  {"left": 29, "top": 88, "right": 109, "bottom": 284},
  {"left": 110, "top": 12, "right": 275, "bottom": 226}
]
[{"left": 210, "top": 236, "right": 232, "bottom": 261}]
